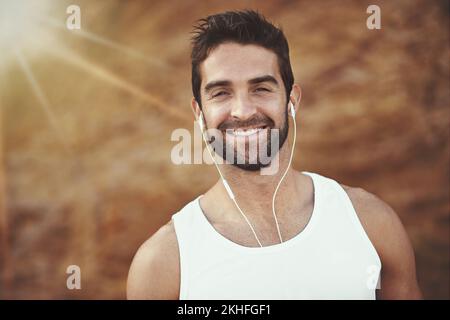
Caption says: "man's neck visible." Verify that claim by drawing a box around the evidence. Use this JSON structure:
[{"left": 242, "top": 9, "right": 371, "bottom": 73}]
[{"left": 213, "top": 143, "right": 299, "bottom": 220}]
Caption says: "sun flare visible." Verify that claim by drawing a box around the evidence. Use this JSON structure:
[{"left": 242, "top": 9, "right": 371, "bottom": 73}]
[{"left": 0, "top": 0, "right": 54, "bottom": 62}]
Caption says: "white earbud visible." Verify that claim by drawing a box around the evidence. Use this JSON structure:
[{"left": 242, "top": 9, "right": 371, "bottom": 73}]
[
  {"left": 198, "top": 112, "right": 205, "bottom": 132},
  {"left": 289, "top": 101, "right": 296, "bottom": 118}
]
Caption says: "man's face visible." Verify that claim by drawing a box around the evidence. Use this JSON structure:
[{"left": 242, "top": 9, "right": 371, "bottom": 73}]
[{"left": 199, "top": 42, "right": 289, "bottom": 170}]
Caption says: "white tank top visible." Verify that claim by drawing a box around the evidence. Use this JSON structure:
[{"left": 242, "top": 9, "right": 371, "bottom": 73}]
[{"left": 171, "top": 171, "right": 381, "bottom": 299}]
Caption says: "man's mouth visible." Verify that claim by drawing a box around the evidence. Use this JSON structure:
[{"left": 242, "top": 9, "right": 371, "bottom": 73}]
[{"left": 225, "top": 126, "right": 268, "bottom": 137}]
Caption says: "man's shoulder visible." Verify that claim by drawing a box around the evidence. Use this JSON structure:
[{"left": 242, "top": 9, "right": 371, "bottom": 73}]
[
  {"left": 341, "top": 184, "right": 393, "bottom": 212},
  {"left": 338, "top": 183, "right": 421, "bottom": 299},
  {"left": 338, "top": 183, "right": 409, "bottom": 261},
  {"left": 306, "top": 170, "right": 397, "bottom": 226},
  {"left": 137, "top": 220, "right": 178, "bottom": 257},
  {"left": 126, "top": 220, "right": 180, "bottom": 299},
  {"left": 339, "top": 183, "right": 398, "bottom": 226}
]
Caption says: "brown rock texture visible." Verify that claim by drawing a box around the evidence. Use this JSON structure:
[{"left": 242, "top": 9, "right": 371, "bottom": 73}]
[{"left": 0, "top": 0, "right": 448, "bottom": 299}]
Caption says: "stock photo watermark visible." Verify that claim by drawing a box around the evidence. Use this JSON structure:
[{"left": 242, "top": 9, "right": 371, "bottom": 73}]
[
  {"left": 66, "top": 4, "right": 81, "bottom": 30},
  {"left": 366, "top": 5, "right": 381, "bottom": 30},
  {"left": 367, "top": 264, "right": 382, "bottom": 290},
  {"left": 170, "top": 123, "right": 282, "bottom": 175},
  {"left": 66, "top": 265, "right": 81, "bottom": 290}
]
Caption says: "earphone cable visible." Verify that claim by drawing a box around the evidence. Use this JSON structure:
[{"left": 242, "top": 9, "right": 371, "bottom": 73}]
[
  {"left": 200, "top": 128, "right": 264, "bottom": 247},
  {"left": 198, "top": 102, "right": 296, "bottom": 247},
  {"left": 271, "top": 105, "right": 297, "bottom": 243}
]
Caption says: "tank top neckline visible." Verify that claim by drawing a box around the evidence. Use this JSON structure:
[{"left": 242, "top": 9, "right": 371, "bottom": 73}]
[{"left": 195, "top": 171, "right": 321, "bottom": 253}]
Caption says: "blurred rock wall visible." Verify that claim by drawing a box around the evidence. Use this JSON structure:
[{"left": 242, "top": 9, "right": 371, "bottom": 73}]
[{"left": 0, "top": 0, "right": 448, "bottom": 299}]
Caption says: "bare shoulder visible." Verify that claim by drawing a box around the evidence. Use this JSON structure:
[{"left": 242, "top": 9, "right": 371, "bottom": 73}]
[
  {"left": 340, "top": 184, "right": 422, "bottom": 299},
  {"left": 126, "top": 220, "right": 180, "bottom": 300},
  {"left": 339, "top": 184, "right": 403, "bottom": 252},
  {"left": 340, "top": 185, "right": 397, "bottom": 229}
]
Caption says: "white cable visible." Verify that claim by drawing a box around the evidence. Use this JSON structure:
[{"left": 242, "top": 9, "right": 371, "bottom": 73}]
[
  {"left": 199, "top": 116, "right": 263, "bottom": 247},
  {"left": 271, "top": 103, "right": 297, "bottom": 243},
  {"left": 198, "top": 102, "right": 296, "bottom": 247}
]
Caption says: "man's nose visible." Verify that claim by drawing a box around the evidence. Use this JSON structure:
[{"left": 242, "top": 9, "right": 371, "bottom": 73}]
[{"left": 230, "top": 94, "right": 257, "bottom": 121}]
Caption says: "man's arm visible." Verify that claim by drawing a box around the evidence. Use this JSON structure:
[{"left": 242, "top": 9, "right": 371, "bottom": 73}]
[
  {"left": 126, "top": 220, "right": 180, "bottom": 299},
  {"left": 343, "top": 185, "right": 423, "bottom": 299}
]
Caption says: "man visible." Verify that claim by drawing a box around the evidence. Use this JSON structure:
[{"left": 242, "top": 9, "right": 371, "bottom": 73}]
[{"left": 127, "top": 10, "right": 422, "bottom": 300}]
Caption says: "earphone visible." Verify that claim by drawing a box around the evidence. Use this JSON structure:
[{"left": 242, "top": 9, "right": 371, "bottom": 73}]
[
  {"left": 197, "top": 100, "right": 297, "bottom": 247},
  {"left": 198, "top": 112, "right": 205, "bottom": 132},
  {"left": 289, "top": 101, "right": 296, "bottom": 117},
  {"left": 272, "top": 100, "right": 297, "bottom": 243}
]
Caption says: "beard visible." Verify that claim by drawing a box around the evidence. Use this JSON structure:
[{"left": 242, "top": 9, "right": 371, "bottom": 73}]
[{"left": 211, "top": 110, "right": 289, "bottom": 171}]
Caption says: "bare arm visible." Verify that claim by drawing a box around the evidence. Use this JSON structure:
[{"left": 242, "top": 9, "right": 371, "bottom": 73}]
[
  {"left": 126, "top": 220, "right": 180, "bottom": 299},
  {"left": 344, "top": 186, "right": 423, "bottom": 299}
]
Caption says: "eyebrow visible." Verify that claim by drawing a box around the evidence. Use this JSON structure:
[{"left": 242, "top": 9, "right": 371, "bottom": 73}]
[
  {"left": 203, "top": 75, "right": 279, "bottom": 95},
  {"left": 204, "top": 80, "right": 232, "bottom": 94},
  {"left": 248, "top": 75, "right": 279, "bottom": 87}
]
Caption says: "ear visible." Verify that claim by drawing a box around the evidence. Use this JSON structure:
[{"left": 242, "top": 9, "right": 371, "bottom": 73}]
[
  {"left": 190, "top": 97, "right": 202, "bottom": 121},
  {"left": 289, "top": 84, "right": 302, "bottom": 115}
]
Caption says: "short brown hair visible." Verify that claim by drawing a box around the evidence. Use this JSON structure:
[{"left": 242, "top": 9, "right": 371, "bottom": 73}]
[{"left": 190, "top": 10, "right": 294, "bottom": 108}]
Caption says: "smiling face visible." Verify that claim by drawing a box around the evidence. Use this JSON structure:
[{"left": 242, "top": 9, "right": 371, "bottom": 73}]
[{"left": 194, "top": 42, "right": 290, "bottom": 170}]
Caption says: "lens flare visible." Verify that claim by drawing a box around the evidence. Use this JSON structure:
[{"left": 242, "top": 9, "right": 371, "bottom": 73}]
[{"left": 0, "top": 0, "right": 53, "bottom": 62}]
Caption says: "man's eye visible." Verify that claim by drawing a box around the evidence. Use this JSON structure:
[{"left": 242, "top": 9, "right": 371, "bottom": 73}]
[
  {"left": 212, "top": 91, "right": 228, "bottom": 98},
  {"left": 255, "top": 87, "right": 270, "bottom": 92}
]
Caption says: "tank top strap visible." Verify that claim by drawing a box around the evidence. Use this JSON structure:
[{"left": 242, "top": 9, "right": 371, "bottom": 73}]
[
  {"left": 308, "top": 172, "right": 382, "bottom": 268},
  {"left": 171, "top": 196, "right": 203, "bottom": 299}
]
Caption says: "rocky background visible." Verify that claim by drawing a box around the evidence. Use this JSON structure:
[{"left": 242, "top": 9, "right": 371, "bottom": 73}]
[{"left": 0, "top": 0, "right": 448, "bottom": 299}]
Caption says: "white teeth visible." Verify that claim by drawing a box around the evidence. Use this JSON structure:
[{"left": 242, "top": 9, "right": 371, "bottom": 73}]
[{"left": 230, "top": 128, "right": 264, "bottom": 136}]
